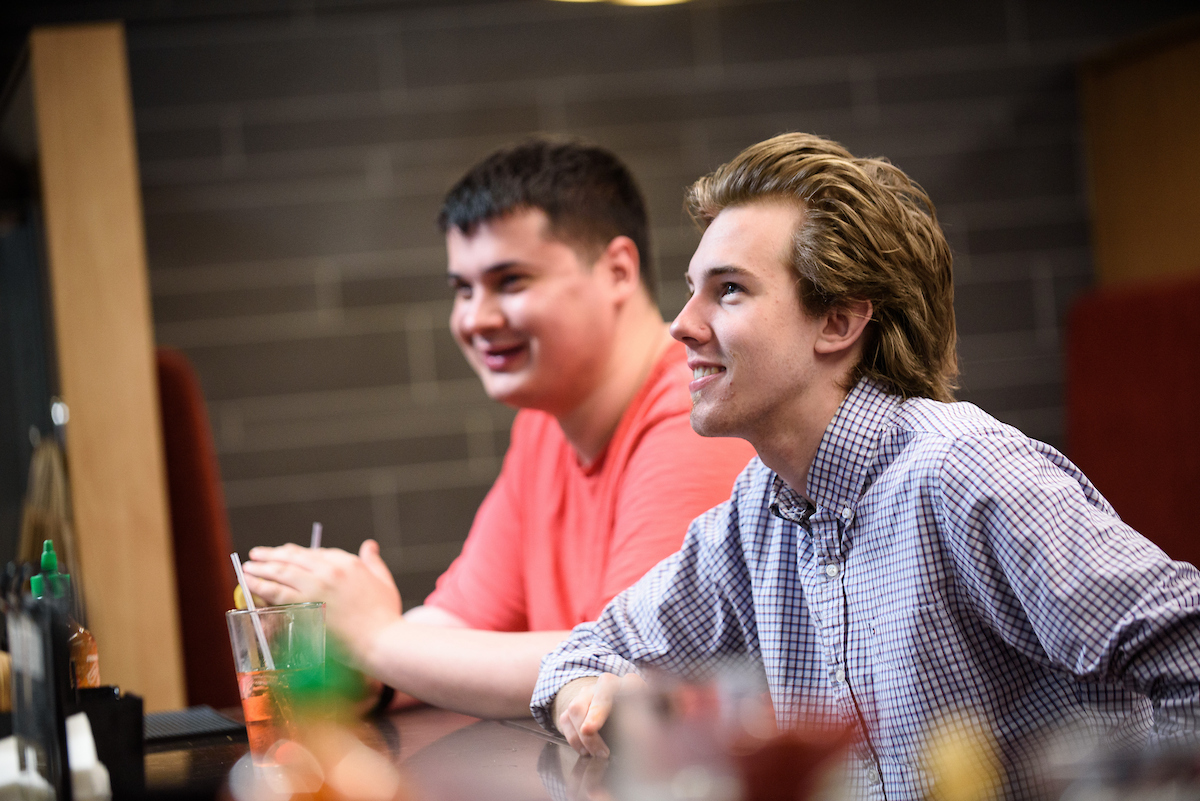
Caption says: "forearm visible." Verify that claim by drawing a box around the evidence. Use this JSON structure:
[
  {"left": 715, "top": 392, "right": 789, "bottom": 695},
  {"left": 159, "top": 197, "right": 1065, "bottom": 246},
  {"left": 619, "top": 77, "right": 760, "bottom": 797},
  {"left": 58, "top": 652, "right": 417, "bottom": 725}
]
[{"left": 360, "top": 621, "right": 570, "bottom": 719}]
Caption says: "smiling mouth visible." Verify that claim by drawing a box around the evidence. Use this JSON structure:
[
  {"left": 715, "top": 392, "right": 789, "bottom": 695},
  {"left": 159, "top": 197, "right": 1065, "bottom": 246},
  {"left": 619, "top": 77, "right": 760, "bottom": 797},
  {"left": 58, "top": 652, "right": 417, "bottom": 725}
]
[
  {"left": 688, "top": 365, "right": 724, "bottom": 394},
  {"left": 479, "top": 343, "right": 528, "bottom": 371}
]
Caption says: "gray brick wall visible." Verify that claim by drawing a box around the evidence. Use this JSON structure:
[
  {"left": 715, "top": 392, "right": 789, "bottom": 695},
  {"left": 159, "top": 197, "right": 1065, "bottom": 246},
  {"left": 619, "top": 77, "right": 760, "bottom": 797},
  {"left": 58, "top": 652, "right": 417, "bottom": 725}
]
[{"left": 121, "top": 0, "right": 1193, "bottom": 606}]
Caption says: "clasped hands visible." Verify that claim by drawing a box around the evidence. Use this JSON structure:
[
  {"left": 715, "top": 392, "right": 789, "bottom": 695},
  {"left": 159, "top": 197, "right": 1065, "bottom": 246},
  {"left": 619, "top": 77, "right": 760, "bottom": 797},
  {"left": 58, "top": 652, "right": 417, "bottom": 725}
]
[
  {"left": 244, "top": 541, "right": 640, "bottom": 755},
  {"left": 241, "top": 539, "right": 402, "bottom": 670}
]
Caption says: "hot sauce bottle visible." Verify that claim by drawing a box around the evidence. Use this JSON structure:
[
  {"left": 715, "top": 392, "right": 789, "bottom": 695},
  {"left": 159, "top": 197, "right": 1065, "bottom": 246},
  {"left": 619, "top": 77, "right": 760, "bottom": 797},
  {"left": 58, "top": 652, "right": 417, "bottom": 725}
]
[{"left": 29, "top": 539, "right": 101, "bottom": 690}]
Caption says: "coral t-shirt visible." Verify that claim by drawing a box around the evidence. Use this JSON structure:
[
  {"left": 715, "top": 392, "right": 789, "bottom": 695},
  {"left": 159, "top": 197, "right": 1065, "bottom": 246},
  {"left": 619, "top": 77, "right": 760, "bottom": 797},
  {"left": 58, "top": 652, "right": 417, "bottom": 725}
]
[{"left": 424, "top": 342, "right": 755, "bottom": 631}]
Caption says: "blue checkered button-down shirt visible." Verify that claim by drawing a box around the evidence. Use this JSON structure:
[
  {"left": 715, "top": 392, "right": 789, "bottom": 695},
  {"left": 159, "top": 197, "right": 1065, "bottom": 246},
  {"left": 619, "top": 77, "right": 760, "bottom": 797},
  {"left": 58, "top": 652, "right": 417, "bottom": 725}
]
[{"left": 532, "top": 379, "right": 1200, "bottom": 800}]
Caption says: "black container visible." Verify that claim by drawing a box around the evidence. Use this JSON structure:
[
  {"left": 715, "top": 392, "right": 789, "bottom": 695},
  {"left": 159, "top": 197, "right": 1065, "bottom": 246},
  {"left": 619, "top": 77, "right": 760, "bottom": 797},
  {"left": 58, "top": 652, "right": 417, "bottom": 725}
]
[{"left": 74, "top": 685, "right": 144, "bottom": 798}]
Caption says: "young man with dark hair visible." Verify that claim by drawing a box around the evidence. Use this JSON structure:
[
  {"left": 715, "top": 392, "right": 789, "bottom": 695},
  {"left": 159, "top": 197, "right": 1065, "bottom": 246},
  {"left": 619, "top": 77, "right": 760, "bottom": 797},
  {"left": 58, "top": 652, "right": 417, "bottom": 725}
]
[
  {"left": 535, "top": 133, "right": 1200, "bottom": 798},
  {"left": 243, "top": 139, "right": 754, "bottom": 718}
]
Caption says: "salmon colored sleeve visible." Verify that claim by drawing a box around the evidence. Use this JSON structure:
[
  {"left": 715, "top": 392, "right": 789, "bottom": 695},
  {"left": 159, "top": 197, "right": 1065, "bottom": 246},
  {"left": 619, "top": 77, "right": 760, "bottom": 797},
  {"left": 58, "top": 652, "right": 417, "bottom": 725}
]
[
  {"left": 422, "top": 421, "right": 529, "bottom": 632},
  {"left": 592, "top": 418, "right": 755, "bottom": 618}
]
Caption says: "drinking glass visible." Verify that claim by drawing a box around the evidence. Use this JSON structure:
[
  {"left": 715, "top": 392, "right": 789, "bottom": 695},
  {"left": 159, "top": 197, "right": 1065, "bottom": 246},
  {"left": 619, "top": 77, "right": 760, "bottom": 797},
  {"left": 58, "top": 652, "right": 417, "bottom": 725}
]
[{"left": 226, "top": 602, "right": 325, "bottom": 764}]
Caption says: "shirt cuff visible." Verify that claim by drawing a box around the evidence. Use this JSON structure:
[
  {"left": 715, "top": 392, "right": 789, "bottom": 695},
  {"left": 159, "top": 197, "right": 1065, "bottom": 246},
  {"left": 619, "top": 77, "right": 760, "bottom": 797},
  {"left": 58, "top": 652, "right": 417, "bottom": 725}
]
[{"left": 531, "top": 650, "right": 640, "bottom": 733}]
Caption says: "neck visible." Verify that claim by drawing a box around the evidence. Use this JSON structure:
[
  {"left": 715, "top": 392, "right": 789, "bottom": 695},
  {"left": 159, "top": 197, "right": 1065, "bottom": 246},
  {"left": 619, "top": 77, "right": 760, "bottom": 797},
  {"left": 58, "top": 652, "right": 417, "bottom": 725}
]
[
  {"left": 557, "top": 298, "right": 670, "bottom": 463},
  {"left": 751, "top": 377, "right": 852, "bottom": 503}
]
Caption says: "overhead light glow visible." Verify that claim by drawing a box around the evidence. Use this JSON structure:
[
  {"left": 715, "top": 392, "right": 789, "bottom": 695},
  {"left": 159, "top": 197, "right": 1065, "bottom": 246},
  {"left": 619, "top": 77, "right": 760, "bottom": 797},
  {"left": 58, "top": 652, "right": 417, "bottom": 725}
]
[{"left": 548, "top": 0, "right": 693, "bottom": 4}]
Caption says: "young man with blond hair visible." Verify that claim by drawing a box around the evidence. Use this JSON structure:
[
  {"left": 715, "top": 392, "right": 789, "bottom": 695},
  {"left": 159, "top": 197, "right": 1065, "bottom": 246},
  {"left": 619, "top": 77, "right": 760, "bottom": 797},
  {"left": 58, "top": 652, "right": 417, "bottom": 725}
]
[
  {"left": 535, "top": 133, "right": 1200, "bottom": 798},
  {"left": 243, "top": 140, "right": 753, "bottom": 718}
]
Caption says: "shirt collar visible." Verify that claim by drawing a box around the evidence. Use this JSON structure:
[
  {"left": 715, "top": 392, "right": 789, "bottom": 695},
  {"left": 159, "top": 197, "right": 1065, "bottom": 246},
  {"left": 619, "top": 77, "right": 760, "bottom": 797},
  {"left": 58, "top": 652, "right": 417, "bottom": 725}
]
[
  {"left": 803, "top": 378, "right": 900, "bottom": 515},
  {"left": 768, "top": 474, "right": 814, "bottom": 526}
]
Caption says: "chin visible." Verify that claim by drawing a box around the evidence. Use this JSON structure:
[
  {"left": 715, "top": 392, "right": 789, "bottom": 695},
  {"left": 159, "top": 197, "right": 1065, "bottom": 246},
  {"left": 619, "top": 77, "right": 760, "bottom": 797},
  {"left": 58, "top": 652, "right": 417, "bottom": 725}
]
[
  {"left": 479, "top": 375, "right": 521, "bottom": 401},
  {"left": 484, "top": 386, "right": 526, "bottom": 407},
  {"left": 689, "top": 408, "right": 735, "bottom": 439},
  {"left": 482, "top": 376, "right": 549, "bottom": 411}
]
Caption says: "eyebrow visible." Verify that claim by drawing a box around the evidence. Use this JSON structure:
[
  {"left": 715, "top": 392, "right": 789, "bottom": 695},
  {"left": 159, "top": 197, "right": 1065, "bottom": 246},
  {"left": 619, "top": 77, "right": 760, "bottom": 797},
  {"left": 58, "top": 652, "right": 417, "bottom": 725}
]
[
  {"left": 687, "top": 264, "right": 753, "bottom": 284},
  {"left": 447, "top": 260, "right": 522, "bottom": 282}
]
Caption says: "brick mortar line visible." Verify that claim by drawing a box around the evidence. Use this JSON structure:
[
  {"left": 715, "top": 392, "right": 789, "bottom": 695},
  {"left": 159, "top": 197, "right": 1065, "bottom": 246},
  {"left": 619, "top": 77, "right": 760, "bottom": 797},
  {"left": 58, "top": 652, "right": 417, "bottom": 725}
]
[
  {"left": 130, "top": 39, "right": 1100, "bottom": 130},
  {"left": 222, "top": 456, "right": 501, "bottom": 507},
  {"left": 155, "top": 298, "right": 451, "bottom": 348},
  {"left": 217, "top": 406, "right": 511, "bottom": 456},
  {"left": 214, "top": 377, "right": 489, "bottom": 418},
  {"left": 136, "top": 113, "right": 1081, "bottom": 212}
]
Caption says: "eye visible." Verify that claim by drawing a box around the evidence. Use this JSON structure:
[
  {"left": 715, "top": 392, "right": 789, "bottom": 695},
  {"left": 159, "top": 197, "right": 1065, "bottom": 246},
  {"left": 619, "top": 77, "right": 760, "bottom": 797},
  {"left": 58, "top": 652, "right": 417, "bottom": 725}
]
[
  {"left": 497, "top": 273, "right": 529, "bottom": 292},
  {"left": 719, "top": 282, "right": 744, "bottom": 298},
  {"left": 449, "top": 278, "right": 472, "bottom": 299}
]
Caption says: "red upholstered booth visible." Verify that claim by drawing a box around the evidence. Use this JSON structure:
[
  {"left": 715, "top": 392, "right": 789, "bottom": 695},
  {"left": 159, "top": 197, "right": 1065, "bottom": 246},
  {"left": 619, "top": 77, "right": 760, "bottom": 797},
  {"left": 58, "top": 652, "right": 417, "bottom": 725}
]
[
  {"left": 1066, "top": 274, "right": 1200, "bottom": 567},
  {"left": 156, "top": 346, "right": 240, "bottom": 709}
]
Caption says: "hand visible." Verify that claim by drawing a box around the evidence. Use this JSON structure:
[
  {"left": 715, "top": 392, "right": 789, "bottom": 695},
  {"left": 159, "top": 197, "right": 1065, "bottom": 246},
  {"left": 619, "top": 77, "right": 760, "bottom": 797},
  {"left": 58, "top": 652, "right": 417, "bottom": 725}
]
[
  {"left": 553, "top": 673, "right": 646, "bottom": 758},
  {"left": 242, "top": 540, "right": 402, "bottom": 667}
]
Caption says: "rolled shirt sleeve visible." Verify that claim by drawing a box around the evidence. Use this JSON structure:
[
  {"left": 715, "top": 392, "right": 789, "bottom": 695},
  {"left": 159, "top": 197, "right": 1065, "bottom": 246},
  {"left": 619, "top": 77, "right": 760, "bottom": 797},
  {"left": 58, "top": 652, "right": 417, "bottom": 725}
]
[{"left": 532, "top": 466, "right": 762, "bottom": 731}]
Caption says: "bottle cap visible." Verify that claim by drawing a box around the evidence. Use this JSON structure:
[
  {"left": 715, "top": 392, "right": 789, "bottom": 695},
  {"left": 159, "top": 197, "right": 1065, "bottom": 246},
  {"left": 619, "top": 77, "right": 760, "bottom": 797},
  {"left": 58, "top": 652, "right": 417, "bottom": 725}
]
[
  {"left": 40, "top": 540, "right": 57, "bottom": 573},
  {"left": 30, "top": 539, "right": 68, "bottom": 599}
]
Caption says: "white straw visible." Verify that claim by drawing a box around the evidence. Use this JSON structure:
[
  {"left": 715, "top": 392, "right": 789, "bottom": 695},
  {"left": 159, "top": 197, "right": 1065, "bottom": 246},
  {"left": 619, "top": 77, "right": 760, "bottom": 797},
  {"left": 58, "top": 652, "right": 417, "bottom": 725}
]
[
  {"left": 309, "top": 522, "right": 322, "bottom": 550},
  {"left": 230, "top": 553, "right": 275, "bottom": 671}
]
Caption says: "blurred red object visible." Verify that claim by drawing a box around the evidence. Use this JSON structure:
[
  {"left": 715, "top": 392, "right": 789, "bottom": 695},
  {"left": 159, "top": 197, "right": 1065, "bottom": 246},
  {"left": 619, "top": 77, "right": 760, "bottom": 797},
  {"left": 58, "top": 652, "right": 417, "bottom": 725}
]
[
  {"left": 157, "top": 346, "right": 240, "bottom": 708},
  {"left": 1066, "top": 274, "right": 1200, "bottom": 567},
  {"left": 732, "top": 726, "right": 854, "bottom": 801}
]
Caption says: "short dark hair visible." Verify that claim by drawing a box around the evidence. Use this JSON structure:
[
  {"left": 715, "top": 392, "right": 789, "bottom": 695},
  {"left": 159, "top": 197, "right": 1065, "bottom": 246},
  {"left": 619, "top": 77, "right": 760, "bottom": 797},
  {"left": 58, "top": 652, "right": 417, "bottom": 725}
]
[{"left": 438, "top": 138, "right": 656, "bottom": 301}]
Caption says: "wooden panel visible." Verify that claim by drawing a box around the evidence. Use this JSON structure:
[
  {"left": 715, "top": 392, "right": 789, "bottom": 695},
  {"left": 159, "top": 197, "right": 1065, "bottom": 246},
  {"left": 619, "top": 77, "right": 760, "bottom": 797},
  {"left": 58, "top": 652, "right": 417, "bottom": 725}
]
[
  {"left": 1081, "top": 26, "right": 1200, "bottom": 286},
  {"left": 29, "top": 23, "right": 185, "bottom": 711}
]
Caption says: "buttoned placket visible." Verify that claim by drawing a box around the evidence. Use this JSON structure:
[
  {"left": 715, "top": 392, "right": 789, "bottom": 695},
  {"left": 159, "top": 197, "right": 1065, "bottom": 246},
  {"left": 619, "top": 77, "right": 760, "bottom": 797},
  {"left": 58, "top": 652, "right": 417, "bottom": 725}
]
[
  {"left": 773, "top": 482, "right": 883, "bottom": 794},
  {"left": 813, "top": 503, "right": 886, "bottom": 798},
  {"left": 806, "top": 506, "right": 849, "bottom": 706}
]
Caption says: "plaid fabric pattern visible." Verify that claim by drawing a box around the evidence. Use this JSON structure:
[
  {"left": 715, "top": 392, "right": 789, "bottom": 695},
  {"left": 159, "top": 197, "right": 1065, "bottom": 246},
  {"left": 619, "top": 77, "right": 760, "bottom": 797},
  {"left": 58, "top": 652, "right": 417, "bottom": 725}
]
[{"left": 532, "top": 379, "right": 1200, "bottom": 800}]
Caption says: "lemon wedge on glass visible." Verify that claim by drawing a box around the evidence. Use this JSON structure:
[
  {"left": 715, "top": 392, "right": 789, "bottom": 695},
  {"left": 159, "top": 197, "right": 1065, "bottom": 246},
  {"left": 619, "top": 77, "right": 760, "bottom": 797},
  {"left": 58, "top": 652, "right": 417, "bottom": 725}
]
[{"left": 233, "top": 584, "right": 268, "bottom": 610}]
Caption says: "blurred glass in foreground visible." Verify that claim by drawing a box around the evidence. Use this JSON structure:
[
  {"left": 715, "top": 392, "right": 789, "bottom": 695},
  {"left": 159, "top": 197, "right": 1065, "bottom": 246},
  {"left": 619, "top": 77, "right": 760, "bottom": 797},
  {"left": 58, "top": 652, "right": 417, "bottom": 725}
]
[
  {"left": 604, "top": 667, "right": 853, "bottom": 801},
  {"left": 226, "top": 633, "right": 414, "bottom": 801}
]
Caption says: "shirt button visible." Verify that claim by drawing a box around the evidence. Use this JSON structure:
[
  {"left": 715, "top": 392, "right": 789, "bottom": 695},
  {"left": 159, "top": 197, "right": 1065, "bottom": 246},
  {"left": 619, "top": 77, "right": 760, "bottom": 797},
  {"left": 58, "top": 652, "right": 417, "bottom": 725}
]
[
  {"left": 866, "top": 765, "right": 880, "bottom": 785},
  {"left": 841, "top": 506, "right": 854, "bottom": 524},
  {"left": 834, "top": 668, "right": 845, "bottom": 683},
  {"left": 825, "top": 564, "right": 839, "bottom": 578}
]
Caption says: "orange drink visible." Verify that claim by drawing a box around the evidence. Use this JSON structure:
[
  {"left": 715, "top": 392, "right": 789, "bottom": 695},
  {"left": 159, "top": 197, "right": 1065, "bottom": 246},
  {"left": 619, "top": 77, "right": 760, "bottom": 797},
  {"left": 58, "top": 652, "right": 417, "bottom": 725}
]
[
  {"left": 237, "top": 670, "right": 288, "bottom": 762},
  {"left": 226, "top": 603, "right": 325, "bottom": 764}
]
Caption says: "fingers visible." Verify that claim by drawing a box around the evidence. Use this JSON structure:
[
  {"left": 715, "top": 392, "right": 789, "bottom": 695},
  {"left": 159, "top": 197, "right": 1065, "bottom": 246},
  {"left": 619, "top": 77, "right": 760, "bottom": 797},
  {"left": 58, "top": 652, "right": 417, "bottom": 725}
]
[
  {"left": 577, "top": 673, "right": 619, "bottom": 758},
  {"left": 242, "top": 572, "right": 302, "bottom": 606},
  {"left": 244, "top": 544, "right": 362, "bottom": 594},
  {"left": 241, "top": 557, "right": 315, "bottom": 595},
  {"left": 359, "top": 540, "right": 398, "bottom": 587},
  {"left": 555, "top": 678, "right": 594, "bottom": 755},
  {"left": 249, "top": 542, "right": 341, "bottom": 569},
  {"left": 557, "top": 674, "right": 621, "bottom": 759}
]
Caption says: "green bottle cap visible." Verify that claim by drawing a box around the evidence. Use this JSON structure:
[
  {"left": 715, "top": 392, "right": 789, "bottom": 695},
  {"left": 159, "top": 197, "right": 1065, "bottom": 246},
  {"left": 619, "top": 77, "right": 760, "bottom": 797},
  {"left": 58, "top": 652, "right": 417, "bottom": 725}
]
[
  {"left": 40, "top": 540, "right": 57, "bottom": 573},
  {"left": 31, "top": 540, "right": 68, "bottom": 599}
]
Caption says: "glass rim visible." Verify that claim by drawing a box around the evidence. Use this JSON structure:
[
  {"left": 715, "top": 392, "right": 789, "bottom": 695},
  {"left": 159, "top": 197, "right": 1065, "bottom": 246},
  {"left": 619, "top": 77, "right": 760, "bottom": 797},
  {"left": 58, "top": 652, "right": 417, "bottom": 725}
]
[{"left": 226, "top": 601, "right": 325, "bottom": 616}]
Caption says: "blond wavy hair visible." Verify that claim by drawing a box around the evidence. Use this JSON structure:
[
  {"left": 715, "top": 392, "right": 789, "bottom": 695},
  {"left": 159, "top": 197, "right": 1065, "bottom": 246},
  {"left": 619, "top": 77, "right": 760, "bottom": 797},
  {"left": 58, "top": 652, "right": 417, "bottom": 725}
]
[{"left": 687, "top": 132, "right": 958, "bottom": 402}]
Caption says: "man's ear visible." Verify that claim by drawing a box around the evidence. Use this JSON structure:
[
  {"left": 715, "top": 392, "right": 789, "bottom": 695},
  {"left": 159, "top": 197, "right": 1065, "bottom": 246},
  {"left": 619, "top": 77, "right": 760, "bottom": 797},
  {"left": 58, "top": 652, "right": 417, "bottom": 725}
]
[
  {"left": 597, "top": 236, "right": 641, "bottom": 301},
  {"left": 814, "top": 298, "right": 873, "bottom": 356}
]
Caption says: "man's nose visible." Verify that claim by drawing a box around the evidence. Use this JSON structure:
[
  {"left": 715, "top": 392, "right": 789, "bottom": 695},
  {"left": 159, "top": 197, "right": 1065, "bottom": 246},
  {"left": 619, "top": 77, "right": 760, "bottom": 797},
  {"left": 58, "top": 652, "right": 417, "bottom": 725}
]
[
  {"left": 670, "top": 295, "right": 709, "bottom": 344},
  {"left": 458, "top": 289, "right": 505, "bottom": 335}
]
